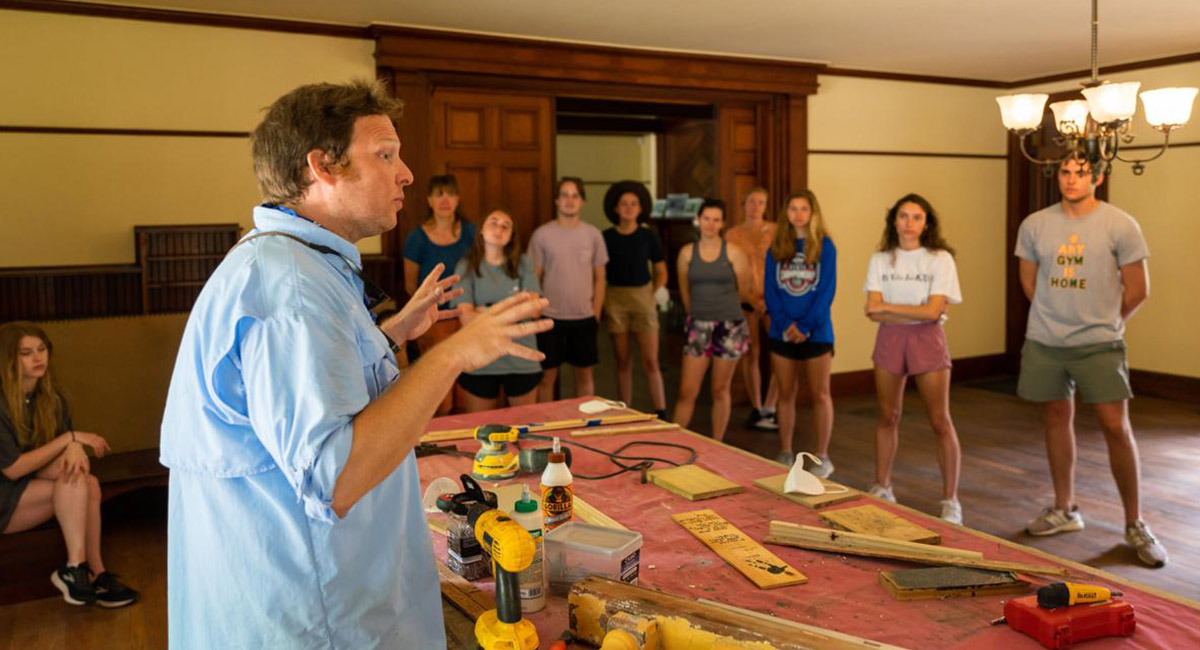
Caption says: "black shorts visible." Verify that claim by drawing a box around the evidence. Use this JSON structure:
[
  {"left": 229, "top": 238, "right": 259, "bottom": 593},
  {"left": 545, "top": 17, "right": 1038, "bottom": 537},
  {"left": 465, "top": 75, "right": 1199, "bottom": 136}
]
[
  {"left": 457, "top": 371, "right": 544, "bottom": 399},
  {"left": 769, "top": 337, "right": 834, "bottom": 361},
  {"left": 536, "top": 317, "right": 599, "bottom": 369}
]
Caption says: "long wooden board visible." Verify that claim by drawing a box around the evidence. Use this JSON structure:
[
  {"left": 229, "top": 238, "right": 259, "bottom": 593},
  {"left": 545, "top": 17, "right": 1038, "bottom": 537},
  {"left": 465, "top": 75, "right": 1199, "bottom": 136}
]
[
  {"left": 570, "top": 576, "right": 911, "bottom": 650},
  {"left": 438, "top": 562, "right": 494, "bottom": 620},
  {"left": 878, "top": 567, "right": 1032, "bottom": 601},
  {"left": 769, "top": 522, "right": 979, "bottom": 559},
  {"left": 820, "top": 504, "right": 941, "bottom": 544},
  {"left": 672, "top": 509, "right": 806, "bottom": 589},
  {"left": 648, "top": 464, "right": 742, "bottom": 501},
  {"left": 764, "top": 521, "right": 1070, "bottom": 577},
  {"left": 569, "top": 422, "right": 679, "bottom": 438},
  {"left": 754, "top": 473, "right": 861, "bottom": 509},
  {"left": 421, "top": 413, "right": 656, "bottom": 443}
]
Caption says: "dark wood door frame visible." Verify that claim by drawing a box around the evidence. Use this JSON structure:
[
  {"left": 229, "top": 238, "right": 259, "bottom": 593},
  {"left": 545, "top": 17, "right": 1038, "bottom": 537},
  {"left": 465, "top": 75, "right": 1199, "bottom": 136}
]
[{"left": 374, "top": 27, "right": 823, "bottom": 294}]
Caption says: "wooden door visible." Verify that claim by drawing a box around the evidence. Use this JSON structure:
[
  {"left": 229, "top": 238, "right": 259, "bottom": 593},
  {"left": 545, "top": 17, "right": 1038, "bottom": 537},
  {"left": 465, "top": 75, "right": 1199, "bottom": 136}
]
[{"left": 430, "top": 90, "right": 554, "bottom": 248}]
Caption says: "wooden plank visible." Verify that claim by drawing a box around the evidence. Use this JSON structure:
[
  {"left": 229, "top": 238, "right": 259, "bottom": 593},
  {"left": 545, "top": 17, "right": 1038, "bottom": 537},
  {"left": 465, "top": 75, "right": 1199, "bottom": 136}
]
[
  {"left": 768, "top": 522, "right": 979, "bottom": 559},
  {"left": 575, "top": 495, "right": 628, "bottom": 530},
  {"left": 569, "top": 422, "right": 678, "bottom": 438},
  {"left": 754, "top": 473, "right": 861, "bottom": 509},
  {"left": 672, "top": 509, "right": 806, "bottom": 589},
  {"left": 437, "top": 562, "right": 494, "bottom": 620},
  {"left": 819, "top": 504, "right": 941, "bottom": 544},
  {"left": 421, "top": 413, "right": 656, "bottom": 443},
  {"left": 648, "top": 464, "right": 742, "bottom": 501},
  {"left": 764, "top": 522, "right": 1070, "bottom": 577},
  {"left": 878, "top": 567, "right": 1032, "bottom": 601},
  {"left": 569, "top": 576, "right": 911, "bottom": 650}
]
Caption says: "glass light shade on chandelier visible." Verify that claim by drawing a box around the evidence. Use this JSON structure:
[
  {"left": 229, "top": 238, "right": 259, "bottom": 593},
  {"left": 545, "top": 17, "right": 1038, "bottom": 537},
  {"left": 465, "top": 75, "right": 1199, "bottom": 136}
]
[{"left": 994, "top": 0, "right": 1198, "bottom": 176}]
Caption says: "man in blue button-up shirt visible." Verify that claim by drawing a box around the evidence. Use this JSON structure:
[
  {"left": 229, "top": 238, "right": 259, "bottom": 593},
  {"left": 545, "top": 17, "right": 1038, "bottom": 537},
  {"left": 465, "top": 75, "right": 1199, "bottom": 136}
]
[{"left": 160, "top": 80, "right": 551, "bottom": 649}]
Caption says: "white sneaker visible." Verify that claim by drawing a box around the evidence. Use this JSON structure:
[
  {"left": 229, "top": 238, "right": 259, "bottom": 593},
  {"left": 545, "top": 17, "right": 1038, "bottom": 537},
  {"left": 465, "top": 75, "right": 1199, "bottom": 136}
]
[
  {"left": 807, "top": 455, "right": 834, "bottom": 479},
  {"left": 867, "top": 483, "right": 896, "bottom": 502},
  {"left": 1026, "top": 506, "right": 1084, "bottom": 536},
  {"left": 940, "top": 499, "right": 963, "bottom": 525},
  {"left": 1125, "top": 520, "right": 1168, "bottom": 568}
]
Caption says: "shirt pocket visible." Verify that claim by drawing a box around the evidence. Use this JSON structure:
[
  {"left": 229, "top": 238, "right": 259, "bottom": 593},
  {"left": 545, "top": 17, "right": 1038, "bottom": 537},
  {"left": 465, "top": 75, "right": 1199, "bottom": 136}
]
[{"left": 359, "top": 327, "right": 399, "bottom": 400}]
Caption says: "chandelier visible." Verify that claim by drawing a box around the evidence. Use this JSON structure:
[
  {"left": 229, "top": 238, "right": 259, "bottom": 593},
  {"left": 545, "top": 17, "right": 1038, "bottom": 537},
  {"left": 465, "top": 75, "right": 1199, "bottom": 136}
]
[{"left": 995, "top": 0, "right": 1198, "bottom": 176}]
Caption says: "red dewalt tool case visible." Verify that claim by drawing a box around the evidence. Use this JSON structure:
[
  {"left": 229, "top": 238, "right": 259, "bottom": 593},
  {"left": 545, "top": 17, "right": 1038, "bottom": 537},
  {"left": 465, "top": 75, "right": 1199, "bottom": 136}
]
[{"left": 1002, "top": 594, "right": 1136, "bottom": 649}]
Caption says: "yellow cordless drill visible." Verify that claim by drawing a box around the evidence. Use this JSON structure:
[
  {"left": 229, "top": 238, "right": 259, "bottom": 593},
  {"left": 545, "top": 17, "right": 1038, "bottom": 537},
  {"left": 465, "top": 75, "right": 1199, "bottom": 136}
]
[{"left": 466, "top": 501, "right": 539, "bottom": 650}]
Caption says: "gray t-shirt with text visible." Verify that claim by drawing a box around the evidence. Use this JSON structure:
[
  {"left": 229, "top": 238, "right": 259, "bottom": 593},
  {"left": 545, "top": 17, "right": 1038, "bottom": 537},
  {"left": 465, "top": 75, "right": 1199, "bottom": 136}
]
[
  {"left": 452, "top": 255, "right": 543, "bottom": 376},
  {"left": 1015, "top": 201, "right": 1148, "bottom": 347}
]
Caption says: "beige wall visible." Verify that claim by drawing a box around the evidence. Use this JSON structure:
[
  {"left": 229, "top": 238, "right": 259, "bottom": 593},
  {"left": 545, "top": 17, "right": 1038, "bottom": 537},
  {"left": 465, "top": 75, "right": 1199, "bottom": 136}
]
[
  {"left": 1015, "top": 61, "right": 1200, "bottom": 378},
  {"left": 556, "top": 133, "right": 657, "bottom": 231},
  {"left": 0, "top": 10, "right": 378, "bottom": 267},
  {"left": 809, "top": 75, "right": 1010, "bottom": 374}
]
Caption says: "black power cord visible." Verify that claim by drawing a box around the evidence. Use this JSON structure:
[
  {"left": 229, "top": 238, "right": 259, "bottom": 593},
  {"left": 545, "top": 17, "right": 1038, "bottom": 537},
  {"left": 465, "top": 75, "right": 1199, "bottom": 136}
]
[{"left": 521, "top": 434, "right": 697, "bottom": 480}]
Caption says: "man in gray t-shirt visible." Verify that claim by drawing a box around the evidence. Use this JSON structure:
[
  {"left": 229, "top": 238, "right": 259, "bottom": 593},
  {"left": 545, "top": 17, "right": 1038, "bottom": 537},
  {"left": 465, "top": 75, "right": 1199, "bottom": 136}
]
[{"left": 1014, "top": 158, "right": 1165, "bottom": 568}]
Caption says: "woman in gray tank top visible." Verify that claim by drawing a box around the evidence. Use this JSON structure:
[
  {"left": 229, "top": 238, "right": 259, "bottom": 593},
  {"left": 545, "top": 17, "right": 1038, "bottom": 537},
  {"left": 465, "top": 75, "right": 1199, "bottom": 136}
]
[{"left": 672, "top": 199, "right": 752, "bottom": 442}]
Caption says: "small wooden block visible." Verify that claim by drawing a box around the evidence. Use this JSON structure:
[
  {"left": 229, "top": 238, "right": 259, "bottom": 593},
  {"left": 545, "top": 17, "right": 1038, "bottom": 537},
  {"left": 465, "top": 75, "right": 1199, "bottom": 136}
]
[
  {"left": 820, "top": 504, "right": 941, "bottom": 544},
  {"left": 879, "top": 567, "right": 1031, "bottom": 601},
  {"left": 753, "top": 473, "right": 860, "bottom": 509},
  {"left": 648, "top": 464, "right": 742, "bottom": 501},
  {"left": 673, "top": 509, "right": 806, "bottom": 589}
]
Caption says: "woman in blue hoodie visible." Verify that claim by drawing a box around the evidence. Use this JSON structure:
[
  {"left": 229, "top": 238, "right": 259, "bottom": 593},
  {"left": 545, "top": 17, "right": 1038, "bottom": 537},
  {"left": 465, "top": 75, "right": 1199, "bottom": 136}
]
[{"left": 764, "top": 190, "right": 836, "bottom": 471}]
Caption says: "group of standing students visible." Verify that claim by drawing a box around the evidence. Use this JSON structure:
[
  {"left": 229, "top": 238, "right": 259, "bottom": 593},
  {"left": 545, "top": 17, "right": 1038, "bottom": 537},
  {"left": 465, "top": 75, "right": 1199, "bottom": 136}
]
[{"left": 403, "top": 175, "right": 966, "bottom": 524}]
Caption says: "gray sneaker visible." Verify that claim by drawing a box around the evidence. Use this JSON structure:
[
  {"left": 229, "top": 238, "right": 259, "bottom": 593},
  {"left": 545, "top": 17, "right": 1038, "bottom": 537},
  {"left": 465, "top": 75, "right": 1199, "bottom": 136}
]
[
  {"left": 1125, "top": 520, "right": 1168, "bottom": 568},
  {"left": 940, "top": 499, "right": 963, "bottom": 525},
  {"left": 775, "top": 450, "right": 795, "bottom": 466},
  {"left": 807, "top": 455, "right": 834, "bottom": 479},
  {"left": 1026, "top": 506, "right": 1084, "bottom": 536},
  {"left": 867, "top": 483, "right": 896, "bottom": 503}
]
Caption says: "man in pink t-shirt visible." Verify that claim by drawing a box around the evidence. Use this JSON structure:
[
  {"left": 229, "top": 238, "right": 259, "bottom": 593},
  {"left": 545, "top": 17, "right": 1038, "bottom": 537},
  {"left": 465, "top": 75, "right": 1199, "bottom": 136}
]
[{"left": 528, "top": 177, "right": 609, "bottom": 401}]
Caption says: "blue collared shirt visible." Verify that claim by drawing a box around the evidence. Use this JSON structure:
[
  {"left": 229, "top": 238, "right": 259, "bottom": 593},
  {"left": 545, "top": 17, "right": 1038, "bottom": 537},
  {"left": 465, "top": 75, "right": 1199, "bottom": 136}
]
[{"left": 160, "top": 206, "right": 445, "bottom": 649}]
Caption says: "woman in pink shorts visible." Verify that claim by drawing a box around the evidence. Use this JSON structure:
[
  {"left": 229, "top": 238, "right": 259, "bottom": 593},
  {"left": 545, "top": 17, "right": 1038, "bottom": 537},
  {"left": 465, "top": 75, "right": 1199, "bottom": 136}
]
[{"left": 863, "top": 193, "right": 964, "bottom": 525}]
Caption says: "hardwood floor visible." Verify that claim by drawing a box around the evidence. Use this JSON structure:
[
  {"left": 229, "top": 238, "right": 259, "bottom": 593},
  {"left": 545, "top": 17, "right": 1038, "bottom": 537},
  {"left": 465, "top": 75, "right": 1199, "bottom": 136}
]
[{"left": 1, "top": 332, "right": 1195, "bottom": 646}]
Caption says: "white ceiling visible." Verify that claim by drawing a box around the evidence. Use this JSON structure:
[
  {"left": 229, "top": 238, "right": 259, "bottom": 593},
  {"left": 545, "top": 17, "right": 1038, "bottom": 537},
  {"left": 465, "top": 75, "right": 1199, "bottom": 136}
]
[{"left": 77, "top": 0, "right": 1200, "bottom": 81}]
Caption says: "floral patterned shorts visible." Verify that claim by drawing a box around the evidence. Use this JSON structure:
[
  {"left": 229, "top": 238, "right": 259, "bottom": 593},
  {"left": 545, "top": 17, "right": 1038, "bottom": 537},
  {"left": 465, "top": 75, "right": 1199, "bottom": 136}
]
[{"left": 684, "top": 317, "right": 750, "bottom": 359}]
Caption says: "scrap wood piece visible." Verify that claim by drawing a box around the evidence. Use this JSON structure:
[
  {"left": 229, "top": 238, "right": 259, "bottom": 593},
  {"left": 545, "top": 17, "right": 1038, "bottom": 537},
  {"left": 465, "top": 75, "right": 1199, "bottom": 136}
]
[
  {"left": 437, "top": 562, "right": 494, "bottom": 620},
  {"left": 754, "top": 473, "right": 861, "bottom": 509},
  {"left": 672, "top": 509, "right": 806, "bottom": 589},
  {"left": 769, "top": 522, "right": 979, "bottom": 559},
  {"left": 569, "top": 576, "right": 912, "bottom": 650},
  {"left": 569, "top": 422, "right": 679, "bottom": 438},
  {"left": 648, "top": 464, "right": 742, "bottom": 501},
  {"left": 764, "top": 521, "right": 1070, "bottom": 577},
  {"left": 878, "top": 567, "right": 1032, "bottom": 601},
  {"left": 575, "top": 495, "right": 628, "bottom": 530},
  {"left": 421, "top": 413, "right": 656, "bottom": 443},
  {"left": 819, "top": 504, "right": 941, "bottom": 544}
]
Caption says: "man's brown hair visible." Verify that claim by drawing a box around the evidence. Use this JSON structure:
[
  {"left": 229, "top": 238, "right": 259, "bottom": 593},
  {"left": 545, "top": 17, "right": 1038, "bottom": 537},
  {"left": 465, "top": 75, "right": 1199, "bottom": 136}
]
[{"left": 251, "top": 80, "right": 403, "bottom": 205}]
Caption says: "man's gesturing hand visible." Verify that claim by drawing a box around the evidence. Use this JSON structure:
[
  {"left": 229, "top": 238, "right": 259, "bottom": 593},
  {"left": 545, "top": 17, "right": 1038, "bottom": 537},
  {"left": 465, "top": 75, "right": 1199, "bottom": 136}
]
[
  {"left": 381, "top": 263, "right": 464, "bottom": 343},
  {"left": 449, "top": 291, "right": 553, "bottom": 373}
]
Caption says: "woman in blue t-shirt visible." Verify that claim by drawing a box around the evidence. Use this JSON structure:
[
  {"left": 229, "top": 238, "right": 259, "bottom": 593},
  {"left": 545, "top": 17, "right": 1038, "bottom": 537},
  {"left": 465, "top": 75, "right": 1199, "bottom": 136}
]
[
  {"left": 453, "top": 209, "right": 543, "bottom": 412},
  {"left": 403, "top": 174, "right": 476, "bottom": 415},
  {"left": 764, "top": 190, "right": 837, "bottom": 472}
]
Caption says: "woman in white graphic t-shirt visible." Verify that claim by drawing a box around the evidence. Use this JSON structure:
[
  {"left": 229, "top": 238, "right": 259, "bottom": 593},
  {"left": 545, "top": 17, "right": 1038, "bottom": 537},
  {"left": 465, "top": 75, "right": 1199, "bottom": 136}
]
[{"left": 863, "top": 193, "right": 965, "bottom": 526}]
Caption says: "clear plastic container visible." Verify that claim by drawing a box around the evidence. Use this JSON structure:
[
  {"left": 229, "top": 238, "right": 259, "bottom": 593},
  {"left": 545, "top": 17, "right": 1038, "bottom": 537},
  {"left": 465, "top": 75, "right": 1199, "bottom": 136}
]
[{"left": 544, "top": 521, "right": 642, "bottom": 596}]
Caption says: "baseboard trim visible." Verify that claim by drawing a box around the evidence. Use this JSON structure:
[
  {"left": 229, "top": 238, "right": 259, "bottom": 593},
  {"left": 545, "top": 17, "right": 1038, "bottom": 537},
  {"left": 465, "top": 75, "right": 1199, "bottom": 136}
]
[
  {"left": 809, "top": 353, "right": 1011, "bottom": 402},
  {"left": 1131, "top": 369, "right": 1200, "bottom": 404}
]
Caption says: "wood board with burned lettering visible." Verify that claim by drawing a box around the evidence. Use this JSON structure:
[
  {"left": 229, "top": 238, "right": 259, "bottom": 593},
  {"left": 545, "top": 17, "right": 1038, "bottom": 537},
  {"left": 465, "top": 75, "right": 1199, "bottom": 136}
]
[{"left": 672, "top": 509, "right": 806, "bottom": 589}]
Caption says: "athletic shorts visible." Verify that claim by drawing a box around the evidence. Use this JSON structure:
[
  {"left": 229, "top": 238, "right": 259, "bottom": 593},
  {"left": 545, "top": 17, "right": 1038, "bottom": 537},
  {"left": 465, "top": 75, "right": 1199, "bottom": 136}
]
[
  {"left": 457, "top": 371, "right": 543, "bottom": 399},
  {"left": 769, "top": 337, "right": 834, "bottom": 361},
  {"left": 1017, "top": 339, "right": 1133, "bottom": 404},
  {"left": 683, "top": 317, "right": 750, "bottom": 360},
  {"left": 536, "top": 317, "right": 599, "bottom": 369},
  {"left": 872, "top": 322, "right": 952, "bottom": 377},
  {"left": 603, "top": 283, "right": 659, "bottom": 333}
]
